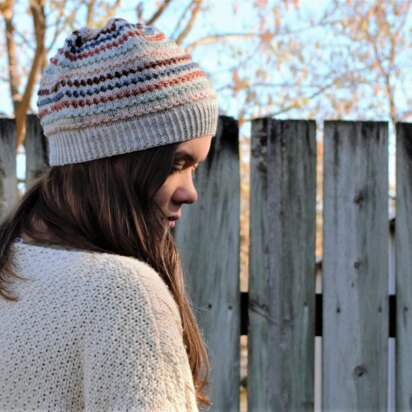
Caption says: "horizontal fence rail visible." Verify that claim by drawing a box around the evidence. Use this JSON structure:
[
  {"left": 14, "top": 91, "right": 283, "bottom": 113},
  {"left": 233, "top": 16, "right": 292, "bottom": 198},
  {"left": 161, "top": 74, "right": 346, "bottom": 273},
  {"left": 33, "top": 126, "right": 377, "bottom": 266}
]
[{"left": 0, "top": 116, "right": 411, "bottom": 411}]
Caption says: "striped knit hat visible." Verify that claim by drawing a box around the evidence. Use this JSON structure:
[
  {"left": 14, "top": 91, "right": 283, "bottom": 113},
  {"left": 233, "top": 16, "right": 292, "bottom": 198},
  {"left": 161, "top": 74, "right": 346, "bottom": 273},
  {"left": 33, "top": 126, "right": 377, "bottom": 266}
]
[{"left": 37, "top": 18, "right": 218, "bottom": 166}]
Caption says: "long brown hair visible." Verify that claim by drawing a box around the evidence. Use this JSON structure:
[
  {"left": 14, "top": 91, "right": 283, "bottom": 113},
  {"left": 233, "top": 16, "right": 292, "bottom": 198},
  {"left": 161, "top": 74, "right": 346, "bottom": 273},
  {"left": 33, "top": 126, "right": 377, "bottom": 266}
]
[{"left": 0, "top": 144, "right": 211, "bottom": 406}]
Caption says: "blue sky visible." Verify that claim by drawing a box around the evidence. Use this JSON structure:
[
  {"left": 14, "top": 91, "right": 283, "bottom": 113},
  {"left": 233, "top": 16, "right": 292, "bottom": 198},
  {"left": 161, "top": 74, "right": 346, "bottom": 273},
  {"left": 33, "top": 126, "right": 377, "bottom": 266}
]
[
  {"left": 3, "top": 0, "right": 411, "bottom": 190},
  {"left": 2, "top": 0, "right": 410, "bottom": 122}
]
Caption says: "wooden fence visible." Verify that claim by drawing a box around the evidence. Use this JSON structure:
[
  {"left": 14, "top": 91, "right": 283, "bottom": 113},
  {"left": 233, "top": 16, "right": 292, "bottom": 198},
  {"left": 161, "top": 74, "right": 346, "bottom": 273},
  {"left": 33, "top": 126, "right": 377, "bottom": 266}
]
[{"left": 1, "top": 115, "right": 411, "bottom": 411}]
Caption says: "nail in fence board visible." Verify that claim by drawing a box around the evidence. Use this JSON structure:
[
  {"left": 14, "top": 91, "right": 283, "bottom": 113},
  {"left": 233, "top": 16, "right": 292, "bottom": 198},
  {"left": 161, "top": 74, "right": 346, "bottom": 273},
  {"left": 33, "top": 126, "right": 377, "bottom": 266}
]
[
  {"left": 0, "top": 118, "right": 17, "bottom": 221},
  {"left": 174, "top": 116, "right": 240, "bottom": 411},
  {"left": 249, "top": 119, "right": 316, "bottom": 411},
  {"left": 323, "top": 121, "right": 388, "bottom": 410},
  {"left": 395, "top": 122, "right": 412, "bottom": 410}
]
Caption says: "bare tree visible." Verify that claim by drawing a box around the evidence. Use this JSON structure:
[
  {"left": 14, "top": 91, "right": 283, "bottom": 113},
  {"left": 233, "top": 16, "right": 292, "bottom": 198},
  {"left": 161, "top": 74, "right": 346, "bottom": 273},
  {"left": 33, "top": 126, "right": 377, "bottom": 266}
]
[{"left": 1, "top": 0, "right": 411, "bottom": 150}]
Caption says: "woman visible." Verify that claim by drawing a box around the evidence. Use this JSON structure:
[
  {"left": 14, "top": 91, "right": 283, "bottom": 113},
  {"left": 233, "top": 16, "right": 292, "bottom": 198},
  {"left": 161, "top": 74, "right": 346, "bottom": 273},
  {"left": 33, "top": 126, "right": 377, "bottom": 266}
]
[{"left": 0, "top": 18, "right": 218, "bottom": 411}]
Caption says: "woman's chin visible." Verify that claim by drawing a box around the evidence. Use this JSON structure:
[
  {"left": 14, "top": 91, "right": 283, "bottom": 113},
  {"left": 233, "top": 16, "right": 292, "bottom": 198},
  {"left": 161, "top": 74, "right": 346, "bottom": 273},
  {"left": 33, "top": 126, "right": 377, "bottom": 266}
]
[{"left": 167, "top": 219, "right": 176, "bottom": 229}]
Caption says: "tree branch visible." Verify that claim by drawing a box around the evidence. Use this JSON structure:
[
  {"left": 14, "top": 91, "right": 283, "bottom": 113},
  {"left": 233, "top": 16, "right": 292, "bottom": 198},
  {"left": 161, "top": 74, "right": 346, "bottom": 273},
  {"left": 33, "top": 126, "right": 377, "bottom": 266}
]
[
  {"left": 175, "top": 0, "right": 204, "bottom": 45},
  {"left": 2, "top": 0, "right": 21, "bottom": 115},
  {"left": 13, "top": 27, "right": 35, "bottom": 51},
  {"left": 86, "top": 0, "right": 96, "bottom": 27},
  {"left": 185, "top": 32, "right": 257, "bottom": 53},
  {"left": 171, "top": 0, "right": 191, "bottom": 39},
  {"left": 146, "top": 0, "right": 173, "bottom": 25},
  {"left": 47, "top": 5, "right": 76, "bottom": 52},
  {"left": 244, "top": 79, "right": 339, "bottom": 121},
  {"left": 103, "top": 0, "right": 122, "bottom": 23},
  {"left": 0, "top": 0, "right": 13, "bottom": 15},
  {"left": 364, "top": 15, "right": 398, "bottom": 124},
  {"left": 15, "top": 0, "right": 46, "bottom": 148}
]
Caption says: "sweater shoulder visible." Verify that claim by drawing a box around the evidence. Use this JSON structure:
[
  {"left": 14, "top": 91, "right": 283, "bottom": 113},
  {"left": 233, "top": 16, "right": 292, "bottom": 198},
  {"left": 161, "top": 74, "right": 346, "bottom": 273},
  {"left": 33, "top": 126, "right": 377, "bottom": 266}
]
[
  {"left": 10, "top": 243, "right": 180, "bottom": 323},
  {"left": 6, "top": 244, "right": 195, "bottom": 410},
  {"left": 82, "top": 251, "right": 179, "bottom": 316}
]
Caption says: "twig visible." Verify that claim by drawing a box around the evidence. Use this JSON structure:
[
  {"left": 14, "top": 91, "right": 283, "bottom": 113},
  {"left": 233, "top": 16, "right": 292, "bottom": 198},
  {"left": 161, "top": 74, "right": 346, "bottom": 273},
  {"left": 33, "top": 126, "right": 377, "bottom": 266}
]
[
  {"left": 147, "top": 0, "right": 173, "bottom": 25},
  {"left": 186, "top": 32, "right": 257, "bottom": 53},
  {"left": 175, "top": 0, "right": 204, "bottom": 45},
  {"left": 171, "top": 0, "right": 192, "bottom": 39}
]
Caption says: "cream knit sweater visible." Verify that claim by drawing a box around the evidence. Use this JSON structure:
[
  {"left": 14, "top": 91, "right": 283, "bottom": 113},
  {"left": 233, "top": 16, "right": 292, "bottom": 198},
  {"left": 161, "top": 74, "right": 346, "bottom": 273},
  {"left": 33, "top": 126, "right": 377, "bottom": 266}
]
[{"left": 0, "top": 242, "right": 199, "bottom": 411}]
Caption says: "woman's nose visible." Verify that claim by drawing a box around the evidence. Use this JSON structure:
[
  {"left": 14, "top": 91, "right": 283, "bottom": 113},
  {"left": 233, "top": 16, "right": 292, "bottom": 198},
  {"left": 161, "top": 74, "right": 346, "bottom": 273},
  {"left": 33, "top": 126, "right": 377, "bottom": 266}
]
[{"left": 173, "top": 174, "right": 198, "bottom": 205}]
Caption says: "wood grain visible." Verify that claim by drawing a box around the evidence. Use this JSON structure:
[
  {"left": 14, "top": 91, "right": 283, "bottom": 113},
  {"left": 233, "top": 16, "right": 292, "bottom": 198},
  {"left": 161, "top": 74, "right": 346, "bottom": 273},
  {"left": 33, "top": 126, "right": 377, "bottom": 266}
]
[
  {"left": 25, "top": 114, "right": 49, "bottom": 188},
  {"left": 175, "top": 116, "right": 241, "bottom": 411},
  {"left": 248, "top": 119, "right": 316, "bottom": 411},
  {"left": 322, "top": 121, "right": 388, "bottom": 410},
  {"left": 395, "top": 122, "right": 412, "bottom": 411},
  {"left": 0, "top": 118, "right": 17, "bottom": 221}
]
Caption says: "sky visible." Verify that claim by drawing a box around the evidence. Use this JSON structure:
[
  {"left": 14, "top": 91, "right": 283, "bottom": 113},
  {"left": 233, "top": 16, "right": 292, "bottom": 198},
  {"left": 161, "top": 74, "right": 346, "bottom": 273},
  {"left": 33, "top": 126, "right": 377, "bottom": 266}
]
[
  {"left": 2, "top": 0, "right": 411, "bottom": 191},
  {"left": 0, "top": 0, "right": 350, "bottom": 117}
]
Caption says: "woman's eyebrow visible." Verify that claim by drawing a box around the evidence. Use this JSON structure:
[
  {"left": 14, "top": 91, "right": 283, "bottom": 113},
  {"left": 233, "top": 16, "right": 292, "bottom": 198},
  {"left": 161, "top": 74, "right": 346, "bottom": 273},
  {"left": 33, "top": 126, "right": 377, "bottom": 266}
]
[{"left": 173, "top": 152, "right": 198, "bottom": 163}]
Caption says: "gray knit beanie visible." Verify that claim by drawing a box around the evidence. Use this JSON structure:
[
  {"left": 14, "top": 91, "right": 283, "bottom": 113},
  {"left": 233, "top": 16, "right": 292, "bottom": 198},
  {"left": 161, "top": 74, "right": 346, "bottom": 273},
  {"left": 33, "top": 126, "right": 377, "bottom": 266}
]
[{"left": 37, "top": 18, "right": 218, "bottom": 166}]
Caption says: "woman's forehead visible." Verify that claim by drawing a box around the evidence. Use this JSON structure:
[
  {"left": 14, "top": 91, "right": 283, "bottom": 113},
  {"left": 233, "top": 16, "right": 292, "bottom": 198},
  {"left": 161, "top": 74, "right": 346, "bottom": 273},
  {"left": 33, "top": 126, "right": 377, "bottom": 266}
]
[{"left": 174, "top": 135, "right": 212, "bottom": 163}]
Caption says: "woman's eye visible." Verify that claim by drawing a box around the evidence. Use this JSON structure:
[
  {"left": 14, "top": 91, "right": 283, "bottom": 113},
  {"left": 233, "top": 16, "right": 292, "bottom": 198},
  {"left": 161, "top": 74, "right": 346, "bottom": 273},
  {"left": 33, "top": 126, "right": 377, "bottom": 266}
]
[
  {"left": 171, "top": 162, "right": 185, "bottom": 174},
  {"left": 170, "top": 161, "right": 199, "bottom": 175}
]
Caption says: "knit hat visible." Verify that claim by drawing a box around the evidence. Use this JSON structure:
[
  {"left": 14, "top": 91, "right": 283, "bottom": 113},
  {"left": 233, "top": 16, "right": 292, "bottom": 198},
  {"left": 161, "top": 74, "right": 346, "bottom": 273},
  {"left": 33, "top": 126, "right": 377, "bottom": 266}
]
[{"left": 37, "top": 18, "right": 218, "bottom": 166}]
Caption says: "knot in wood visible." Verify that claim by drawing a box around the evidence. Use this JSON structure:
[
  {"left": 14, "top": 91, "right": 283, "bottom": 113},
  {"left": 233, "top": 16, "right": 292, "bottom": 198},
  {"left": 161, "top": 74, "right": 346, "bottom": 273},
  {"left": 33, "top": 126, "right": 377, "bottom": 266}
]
[
  {"left": 353, "top": 190, "right": 366, "bottom": 204},
  {"left": 354, "top": 365, "right": 367, "bottom": 378}
]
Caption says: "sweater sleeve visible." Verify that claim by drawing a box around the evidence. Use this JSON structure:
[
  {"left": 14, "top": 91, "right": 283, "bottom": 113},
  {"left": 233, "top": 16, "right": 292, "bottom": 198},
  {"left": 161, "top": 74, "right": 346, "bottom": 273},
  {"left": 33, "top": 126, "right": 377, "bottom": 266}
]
[{"left": 82, "top": 260, "right": 198, "bottom": 412}]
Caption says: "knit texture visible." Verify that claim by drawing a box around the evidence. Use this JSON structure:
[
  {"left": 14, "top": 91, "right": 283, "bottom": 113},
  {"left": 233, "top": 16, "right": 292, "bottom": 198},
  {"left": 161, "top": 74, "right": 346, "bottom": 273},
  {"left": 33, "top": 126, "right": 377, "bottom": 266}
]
[
  {"left": 0, "top": 242, "right": 198, "bottom": 411},
  {"left": 37, "top": 18, "right": 218, "bottom": 166}
]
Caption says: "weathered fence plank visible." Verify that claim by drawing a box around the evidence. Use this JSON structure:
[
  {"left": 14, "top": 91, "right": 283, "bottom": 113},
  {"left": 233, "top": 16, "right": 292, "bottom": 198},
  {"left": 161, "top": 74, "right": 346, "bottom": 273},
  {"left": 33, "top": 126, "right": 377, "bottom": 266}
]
[
  {"left": 249, "top": 119, "right": 316, "bottom": 411},
  {"left": 395, "top": 122, "right": 412, "bottom": 410},
  {"left": 25, "top": 115, "right": 49, "bottom": 188},
  {"left": 174, "top": 116, "right": 240, "bottom": 411},
  {"left": 3, "top": 115, "right": 411, "bottom": 410},
  {"left": 323, "top": 121, "right": 388, "bottom": 410},
  {"left": 0, "top": 118, "right": 17, "bottom": 221}
]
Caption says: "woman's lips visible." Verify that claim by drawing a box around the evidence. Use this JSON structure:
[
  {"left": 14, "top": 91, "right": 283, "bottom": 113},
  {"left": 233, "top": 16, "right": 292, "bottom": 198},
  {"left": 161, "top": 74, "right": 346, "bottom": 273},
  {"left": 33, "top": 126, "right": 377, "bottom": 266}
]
[{"left": 166, "top": 215, "right": 180, "bottom": 229}]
